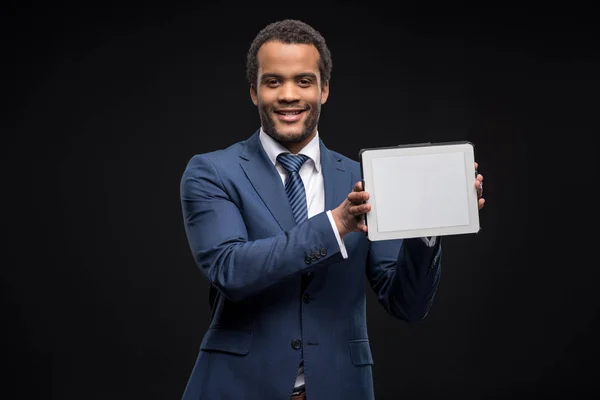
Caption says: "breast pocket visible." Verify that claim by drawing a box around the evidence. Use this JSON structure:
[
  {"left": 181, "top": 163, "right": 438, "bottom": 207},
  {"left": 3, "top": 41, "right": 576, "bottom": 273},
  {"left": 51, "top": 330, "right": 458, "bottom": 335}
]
[{"left": 348, "top": 339, "right": 374, "bottom": 366}]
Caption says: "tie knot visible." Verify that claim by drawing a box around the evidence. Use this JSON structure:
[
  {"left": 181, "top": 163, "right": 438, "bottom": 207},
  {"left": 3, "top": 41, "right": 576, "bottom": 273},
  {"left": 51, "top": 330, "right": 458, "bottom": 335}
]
[{"left": 277, "top": 153, "right": 309, "bottom": 173}]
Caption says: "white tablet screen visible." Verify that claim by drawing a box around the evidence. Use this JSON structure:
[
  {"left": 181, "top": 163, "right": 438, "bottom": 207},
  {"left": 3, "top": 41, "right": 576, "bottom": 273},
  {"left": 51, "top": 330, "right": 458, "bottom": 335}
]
[{"left": 372, "top": 152, "right": 470, "bottom": 232}]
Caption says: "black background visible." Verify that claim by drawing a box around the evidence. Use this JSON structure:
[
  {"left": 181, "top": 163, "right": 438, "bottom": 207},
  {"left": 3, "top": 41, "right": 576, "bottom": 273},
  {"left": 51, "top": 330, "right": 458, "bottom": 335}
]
[{"left": 5, "top": 2, "right": 600, "bottom": 399}]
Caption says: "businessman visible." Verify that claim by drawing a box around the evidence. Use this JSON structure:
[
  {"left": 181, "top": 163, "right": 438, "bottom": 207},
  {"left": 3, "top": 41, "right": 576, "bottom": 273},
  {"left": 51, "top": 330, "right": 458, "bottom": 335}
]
[{"left": 179, "top": 19, "right": 485, "bottom": 400}]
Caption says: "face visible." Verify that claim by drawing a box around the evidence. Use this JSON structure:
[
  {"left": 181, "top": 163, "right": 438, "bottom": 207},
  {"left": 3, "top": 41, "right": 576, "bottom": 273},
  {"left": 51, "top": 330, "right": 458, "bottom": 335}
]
[{"left": 250, "top": 41, "right": 329, "bottom": 152}]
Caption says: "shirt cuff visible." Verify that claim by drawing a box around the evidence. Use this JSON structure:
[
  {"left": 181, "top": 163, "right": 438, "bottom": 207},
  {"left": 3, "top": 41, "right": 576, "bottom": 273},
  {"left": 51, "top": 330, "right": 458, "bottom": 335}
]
[{"left": 326, "top": 210, "right": 348, "bottom": 259}]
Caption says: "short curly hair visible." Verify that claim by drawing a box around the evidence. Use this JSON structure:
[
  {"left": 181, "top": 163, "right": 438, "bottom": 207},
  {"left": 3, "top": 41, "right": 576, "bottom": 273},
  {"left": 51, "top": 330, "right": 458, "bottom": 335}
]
[{"left": 246, "top": 19, "right": 332, "bottom": 88}]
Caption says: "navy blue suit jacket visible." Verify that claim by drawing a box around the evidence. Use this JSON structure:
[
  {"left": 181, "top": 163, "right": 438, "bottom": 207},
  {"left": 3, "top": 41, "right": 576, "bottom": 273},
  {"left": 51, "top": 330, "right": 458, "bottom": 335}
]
[{"left": 179, "top": 131, "right": 442, "bottom": 399}]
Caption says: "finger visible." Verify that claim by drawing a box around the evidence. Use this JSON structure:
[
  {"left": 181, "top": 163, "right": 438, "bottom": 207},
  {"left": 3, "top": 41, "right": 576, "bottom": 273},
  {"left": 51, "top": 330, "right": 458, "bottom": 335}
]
[
  {"left": 349, "top": 203, "right": 371, "bottom": 215},
  {"left": 353, "top": 181, "right": 363, "bottom": 192},
  {"left": 347, "top": 191, "right": 369, "bottom": 203},
  {"left": 358, "top": 221, "right": 368, "bottom": 233},
  {"left": 474, "top": 162, "right": 478, "bottom": 170},
  {"left": 476, "top": 174, "right": 483, "bottom": 183},
  {"left": 354, "top": 213, "right": 368, "bottom": 233},
  {"left": 478, "top": 198, "right": 485, "bottom": 209},
  {"left": 474, "top": 180, "right": 483, "bottom": 198}
]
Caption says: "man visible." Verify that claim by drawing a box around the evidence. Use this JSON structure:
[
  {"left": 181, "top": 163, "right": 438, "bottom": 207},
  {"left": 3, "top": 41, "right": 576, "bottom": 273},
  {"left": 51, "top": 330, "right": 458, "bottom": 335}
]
[{"left": 179, "top": 19, "right": 485, "bottom": 400}]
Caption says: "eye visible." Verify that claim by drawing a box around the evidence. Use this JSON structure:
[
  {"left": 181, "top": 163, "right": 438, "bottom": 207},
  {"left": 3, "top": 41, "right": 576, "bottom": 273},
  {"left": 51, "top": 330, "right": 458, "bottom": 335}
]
[
  {"left": 266, "top": 79, "right": 280, "bottom": 87},
  {"left": 298, "top": 78, "right": 312, "bottom": 86}
]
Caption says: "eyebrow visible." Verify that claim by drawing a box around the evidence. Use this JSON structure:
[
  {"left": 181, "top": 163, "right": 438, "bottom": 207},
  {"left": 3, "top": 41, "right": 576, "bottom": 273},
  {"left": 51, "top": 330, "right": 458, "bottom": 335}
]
[{"left": 260, "top": 72, "right": 318, "bottom": 81}]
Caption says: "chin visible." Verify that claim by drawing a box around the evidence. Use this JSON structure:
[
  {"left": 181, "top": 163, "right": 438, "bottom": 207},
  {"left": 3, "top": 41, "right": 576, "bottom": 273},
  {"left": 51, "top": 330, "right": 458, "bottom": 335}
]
[
  {"left": 268, "top": 122, "right": 304, "bottom": 141},
  {"left": 277, "top": 127, "right": 303, "bottom": 138}
]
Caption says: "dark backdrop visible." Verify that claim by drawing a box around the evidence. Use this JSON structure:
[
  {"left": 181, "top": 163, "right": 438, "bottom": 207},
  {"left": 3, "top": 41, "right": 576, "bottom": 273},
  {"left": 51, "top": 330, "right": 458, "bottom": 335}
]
[{"left": 5, "top": 2, "right": 599, "bottom": 399}]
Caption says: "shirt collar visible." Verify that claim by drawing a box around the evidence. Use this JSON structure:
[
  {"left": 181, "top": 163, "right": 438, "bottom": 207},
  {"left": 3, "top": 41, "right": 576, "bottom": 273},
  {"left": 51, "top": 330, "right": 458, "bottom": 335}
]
[{"left": 259, "top": 127, "right": 321, "bottom": 173}]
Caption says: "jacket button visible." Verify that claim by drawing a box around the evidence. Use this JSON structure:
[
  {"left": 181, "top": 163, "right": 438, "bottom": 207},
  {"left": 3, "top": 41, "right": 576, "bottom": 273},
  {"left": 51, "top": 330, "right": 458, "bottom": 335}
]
[
  {"left": 303, "top": 293, "right": 310, "bottom": 303},
  {"left": 291, "top": 339, "right": 302, "bottom": 350},
  {"left": 304, "top": 255, "right": 312, "bottom": 264},
  {"left": 320, "top": 248, "right": 327, "bottom": 257}
]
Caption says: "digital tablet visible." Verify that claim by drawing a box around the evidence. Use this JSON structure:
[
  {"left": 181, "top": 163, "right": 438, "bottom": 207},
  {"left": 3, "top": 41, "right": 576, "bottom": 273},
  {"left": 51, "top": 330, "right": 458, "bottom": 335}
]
[{"left": 359, "top": 141, "right": 481, "bottom": 241}]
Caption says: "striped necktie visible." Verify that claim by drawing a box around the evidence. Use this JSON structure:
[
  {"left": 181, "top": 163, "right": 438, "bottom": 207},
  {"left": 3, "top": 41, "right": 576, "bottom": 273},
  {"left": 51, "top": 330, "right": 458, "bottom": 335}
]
[{"left": 277, "top": 153, "right": 309, "bottom": 224}]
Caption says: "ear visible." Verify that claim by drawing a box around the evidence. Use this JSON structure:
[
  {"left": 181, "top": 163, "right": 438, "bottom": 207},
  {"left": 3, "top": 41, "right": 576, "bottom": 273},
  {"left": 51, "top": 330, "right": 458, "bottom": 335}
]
[
  {"left": 320, "top": 80, "right": 330, "bottom": 104},
  {"left": 250, "top": 85, "right": 258, "bottom": 106}
]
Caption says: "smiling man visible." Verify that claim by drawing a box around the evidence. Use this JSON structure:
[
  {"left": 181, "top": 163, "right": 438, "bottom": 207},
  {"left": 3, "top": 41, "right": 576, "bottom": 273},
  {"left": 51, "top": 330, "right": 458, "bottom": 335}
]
[{"left": 179, "top": 19, "right": 485, "bottom": 400}]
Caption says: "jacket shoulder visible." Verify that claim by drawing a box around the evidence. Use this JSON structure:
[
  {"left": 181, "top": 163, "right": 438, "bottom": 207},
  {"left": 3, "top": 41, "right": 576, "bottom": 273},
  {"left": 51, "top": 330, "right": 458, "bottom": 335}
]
[{"left": 184, "top": 138, "right": 249, "bottom": 171}]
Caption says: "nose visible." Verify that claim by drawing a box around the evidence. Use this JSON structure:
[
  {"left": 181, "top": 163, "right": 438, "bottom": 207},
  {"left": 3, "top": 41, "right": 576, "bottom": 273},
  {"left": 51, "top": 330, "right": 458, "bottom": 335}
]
[{"left": 277, "top": 81, "right": 300, "bottom": 103}]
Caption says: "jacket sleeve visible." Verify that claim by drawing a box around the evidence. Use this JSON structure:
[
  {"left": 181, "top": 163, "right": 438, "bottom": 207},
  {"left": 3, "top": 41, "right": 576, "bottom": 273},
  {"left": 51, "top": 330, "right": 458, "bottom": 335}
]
[
  {"left": 180, "top": 154, "right": 345, "bottom": 302},
  {"left": 366, "top": 237, "right": 442, "bottom": 323}
]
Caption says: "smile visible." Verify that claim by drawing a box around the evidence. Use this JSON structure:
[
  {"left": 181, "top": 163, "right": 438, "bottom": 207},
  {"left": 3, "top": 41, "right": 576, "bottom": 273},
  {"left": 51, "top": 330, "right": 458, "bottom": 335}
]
[{"left": 275, "top": 109, "right": 305, "bottom": 122}]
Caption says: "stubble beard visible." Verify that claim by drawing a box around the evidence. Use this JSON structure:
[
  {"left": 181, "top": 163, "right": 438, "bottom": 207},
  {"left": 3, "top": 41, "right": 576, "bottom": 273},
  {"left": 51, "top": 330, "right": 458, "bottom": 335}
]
[{"left": 259, "top": 102, "right": 321, "bottom": 145}]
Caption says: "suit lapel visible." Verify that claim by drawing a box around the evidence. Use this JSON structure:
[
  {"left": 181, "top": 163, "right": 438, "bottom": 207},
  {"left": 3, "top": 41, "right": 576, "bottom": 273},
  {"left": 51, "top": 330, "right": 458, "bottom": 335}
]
[
  {"left": 239, "top": 131, "right": 297, "bottom": 231},
  {"left": 320, "top": 140, "right": 350, "bottom": 212}
]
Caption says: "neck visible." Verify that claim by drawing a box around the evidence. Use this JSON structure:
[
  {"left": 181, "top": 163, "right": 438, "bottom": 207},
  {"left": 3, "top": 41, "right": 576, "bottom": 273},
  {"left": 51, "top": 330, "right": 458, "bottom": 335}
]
[{"left": 283, "top": 131, "right": 316, "bottom": 154}]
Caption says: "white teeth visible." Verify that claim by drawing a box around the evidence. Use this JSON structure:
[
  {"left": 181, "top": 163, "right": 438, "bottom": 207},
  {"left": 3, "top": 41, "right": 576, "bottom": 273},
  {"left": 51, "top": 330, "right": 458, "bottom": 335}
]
[{"left": 280, "top": 111, "right": 301, "bottom": 115}]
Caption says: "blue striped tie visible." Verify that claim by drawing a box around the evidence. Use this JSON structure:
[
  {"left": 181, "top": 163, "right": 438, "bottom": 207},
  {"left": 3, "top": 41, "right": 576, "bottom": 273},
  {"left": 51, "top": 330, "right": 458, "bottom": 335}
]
[{"left": 277, "top": 153, "right": 309, "bottom": 224}]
